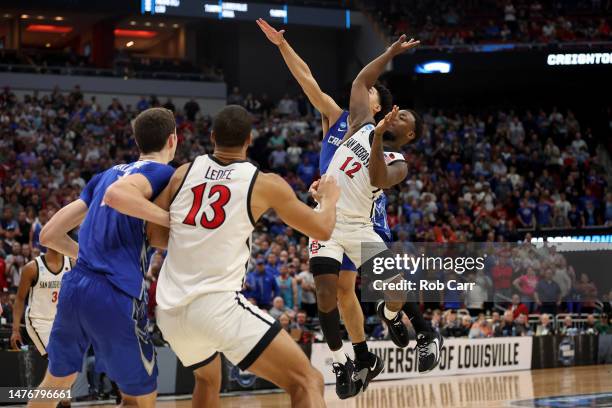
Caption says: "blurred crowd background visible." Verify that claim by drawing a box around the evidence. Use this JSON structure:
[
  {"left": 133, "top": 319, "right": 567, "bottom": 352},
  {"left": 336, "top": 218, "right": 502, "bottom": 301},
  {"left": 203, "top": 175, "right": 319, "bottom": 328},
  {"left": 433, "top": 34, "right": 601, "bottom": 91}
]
[{"left": 1, "top": 86, "right": 611, "bottom": 350}]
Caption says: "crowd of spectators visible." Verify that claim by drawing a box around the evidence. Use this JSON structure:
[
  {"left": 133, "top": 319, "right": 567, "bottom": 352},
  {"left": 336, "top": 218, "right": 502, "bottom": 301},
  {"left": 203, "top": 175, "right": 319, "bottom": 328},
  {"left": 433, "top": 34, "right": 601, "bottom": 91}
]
[
  {"left": 0, "top": 85, "right": 611, "bottom": 346},
  {"left": 364, "top": 0, "right": 612, "bottom": 47}
]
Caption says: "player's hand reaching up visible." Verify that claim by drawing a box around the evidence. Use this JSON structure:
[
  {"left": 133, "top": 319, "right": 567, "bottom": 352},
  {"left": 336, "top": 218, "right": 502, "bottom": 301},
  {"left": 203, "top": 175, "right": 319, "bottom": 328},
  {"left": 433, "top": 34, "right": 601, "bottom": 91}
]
[
  {"left": 375, "top": 105, "right": 399, "bottom": 137},
  {"left": 313, "top": 174, "right": 340, "bottom": 205},
  {"left": 388, "top": 34, "right": 420, "bottom": 56},
  {"left": 257, "top": 18, "right": 285, "bottom": 46}
]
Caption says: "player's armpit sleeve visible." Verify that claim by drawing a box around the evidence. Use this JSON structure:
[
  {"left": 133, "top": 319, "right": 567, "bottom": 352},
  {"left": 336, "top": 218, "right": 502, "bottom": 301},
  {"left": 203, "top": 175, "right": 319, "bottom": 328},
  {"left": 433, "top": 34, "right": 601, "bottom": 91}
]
[
  {"left": 79, "top": 173, "right": 103, "bottom": 207},
  {"left": 139, "top": 163, "right": 176, "bottom": 199}
]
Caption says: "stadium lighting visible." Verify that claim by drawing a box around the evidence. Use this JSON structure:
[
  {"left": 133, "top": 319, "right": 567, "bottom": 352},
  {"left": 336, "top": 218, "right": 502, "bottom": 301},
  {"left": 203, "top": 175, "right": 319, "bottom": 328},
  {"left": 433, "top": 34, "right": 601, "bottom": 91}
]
[
  {"left": 114, "top": 29, "right": 157, "bottom": 38},
  {"left": 415, "top": 61, "right": 453, "bottom": 74},
  {"left": 4, "top": 14, "right": 12, "bottom": 18},
  {"left": 130, "top": 21, "right": 137, "bottom": 25},
  {"left": 36, "top": 15, "right": 45, "bottom": 20},
  {"left": 21, "top": 14, "right": 29, "bottom": 19},
  {"left": 172, "top": 23, "right": 179, "bottom": 28},
  {"left": 158, "top": 22, "right": 165, "bottom": 27},
  {"left": 45, "top": 43, "right": 51, "bottom": 48},
  {"left": 144, "top": 21, "right": 151, "bottom": 26},
  {"left": 54, "top": 16, "right": 64, "bottom": 21},
  {"left": 126, "top": 41, "right": 135, "bottom": 47},
  {"left": 26, "top": 24, "right": 73, "bottom": 34}
]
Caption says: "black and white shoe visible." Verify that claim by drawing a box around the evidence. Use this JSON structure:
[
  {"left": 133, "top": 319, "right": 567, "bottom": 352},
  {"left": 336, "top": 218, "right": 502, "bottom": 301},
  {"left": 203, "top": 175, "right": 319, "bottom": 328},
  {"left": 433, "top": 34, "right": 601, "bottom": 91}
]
[
  {"left": 376, "top": 301, "right": 410, "bottom": 348},
  {"left": 332, "top": 357, "right": 361, "bottom": 399},
  {"left": 355, "top": 352, "right": 384, "bottom": 393},
  {"left": 416, "top": 331, "right": 444, "bottom": 373}
]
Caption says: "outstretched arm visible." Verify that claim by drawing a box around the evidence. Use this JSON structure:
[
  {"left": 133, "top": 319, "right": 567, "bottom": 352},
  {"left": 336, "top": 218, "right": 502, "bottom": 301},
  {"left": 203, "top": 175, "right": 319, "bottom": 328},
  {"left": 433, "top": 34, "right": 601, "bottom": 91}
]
[
  {"left": 257, "top": 19, "right": 342, "bottom": 124},
  {"left": 103, "top": 173, "right": 170, "bottom": 228},
  {"left": 251, "top": 173, "right": 339, "bottom": 241},
  {"left": 40, "top": 200, "right": 87, "bottom": 259},
  {"left": 349, "top": 35, "right": 419, "bottom": 130},
  {"left": 369, "top": 106, "right": 408, "bottom": 188}
]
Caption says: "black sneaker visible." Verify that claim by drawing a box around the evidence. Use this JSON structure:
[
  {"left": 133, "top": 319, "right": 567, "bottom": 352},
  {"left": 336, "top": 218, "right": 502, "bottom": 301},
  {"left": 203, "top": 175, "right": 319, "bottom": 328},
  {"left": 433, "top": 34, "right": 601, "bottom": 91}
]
[
  {"left": 376, "top": 301, "right": 410, "bottom": 348},
  {"left": 332, "top": 357, "right": 361, "bottom": 399},
  {"left": 416, "top": 331, "right": 444, "bottom": 373},
  {"left": 355, "top": 352, "right": 384, "bottom": 393}
]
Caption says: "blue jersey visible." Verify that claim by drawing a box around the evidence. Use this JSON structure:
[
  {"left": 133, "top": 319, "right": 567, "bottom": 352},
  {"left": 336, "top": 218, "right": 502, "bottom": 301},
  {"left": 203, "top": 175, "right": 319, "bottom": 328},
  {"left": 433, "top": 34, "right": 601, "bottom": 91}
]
[
  {"left": 319, "top": 110, "right": 349, "bottom": 174},
  {"left": 77, "top": 160, "right": 174, "bottom": 299}
]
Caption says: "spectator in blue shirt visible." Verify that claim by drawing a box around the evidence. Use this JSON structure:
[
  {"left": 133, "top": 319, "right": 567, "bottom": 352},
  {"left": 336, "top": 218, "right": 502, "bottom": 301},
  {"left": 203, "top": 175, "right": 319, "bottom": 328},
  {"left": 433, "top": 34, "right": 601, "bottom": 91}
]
[
  {"left": 534, "top": 269, "right": 561, "bottom": 315},
  {"left": 297, "top": 155, "right": 316, "bottom": 187},
  {"left": 517, "top": 199, "right": 534, "bottom": 228},
  {"left": 535, "top": 197, "right": 552, "bottom": 227},
  {"left": 244, "top": 259, "right": 279, "bottom": 309},
  {"left": 265, "top": 253, "right": 281, "bottom": 276},
  {"left": 136, "top": 96, "right": 149, "bottom": 112}
]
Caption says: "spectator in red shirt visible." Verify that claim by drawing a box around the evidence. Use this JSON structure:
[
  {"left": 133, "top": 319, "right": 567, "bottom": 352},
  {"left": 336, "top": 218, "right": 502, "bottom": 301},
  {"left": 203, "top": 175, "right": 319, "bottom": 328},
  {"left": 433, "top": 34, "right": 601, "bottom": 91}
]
[
  {"left": 492, "top": 254, "right": 513, "bottom": 302},
  {"left": 510, "top": 294, "right": 529, "bottom": 318}
]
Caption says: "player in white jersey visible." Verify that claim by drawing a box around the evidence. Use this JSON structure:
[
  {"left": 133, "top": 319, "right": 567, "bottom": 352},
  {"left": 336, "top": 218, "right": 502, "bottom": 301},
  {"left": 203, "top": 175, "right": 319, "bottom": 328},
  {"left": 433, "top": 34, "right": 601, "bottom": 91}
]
[
  {"left": 11, "top": 248, "right": 72, "bottom": 355},
  {"left": 308, "top": 35, "right": 443, "bottom": 395},
  {"left": 257, "top": 18, "right": 392, "bottom": 398},
  {"left": 148, "top": 105, "right": 339, "bottom": 408}
]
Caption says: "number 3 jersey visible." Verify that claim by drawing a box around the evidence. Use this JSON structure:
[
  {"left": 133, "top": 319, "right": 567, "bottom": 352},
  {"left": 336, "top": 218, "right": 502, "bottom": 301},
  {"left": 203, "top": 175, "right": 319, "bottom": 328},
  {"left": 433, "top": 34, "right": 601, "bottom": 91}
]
[
  {"left": 27, "top": 255, "right": 71, "bottom": 321},
  {"left": 157, "top": 154, "right": 259, "bottom": 310},
  {"left": 327, "top": 123, "right": 406, "bottom": 223}
]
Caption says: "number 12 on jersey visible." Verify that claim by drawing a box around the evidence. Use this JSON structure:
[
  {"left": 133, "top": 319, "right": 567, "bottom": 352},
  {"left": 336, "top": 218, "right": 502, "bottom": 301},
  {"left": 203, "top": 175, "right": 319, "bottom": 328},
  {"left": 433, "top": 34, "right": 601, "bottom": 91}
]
[
  {"left": 339, "top": 156, "right": 362, "bottom": 178},
  {"left": 183, "top": 183, "right": 231, "bottom": 229}
]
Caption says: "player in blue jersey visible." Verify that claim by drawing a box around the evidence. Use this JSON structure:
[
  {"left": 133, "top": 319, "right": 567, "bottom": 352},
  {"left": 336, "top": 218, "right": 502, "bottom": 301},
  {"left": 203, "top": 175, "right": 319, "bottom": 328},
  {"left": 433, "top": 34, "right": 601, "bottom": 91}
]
[
  {"left": 259, "top": 19, "right": 393, "bottom": 397},
  {"left": 29, "top": 108, "right": 177, "bottom": 408}
]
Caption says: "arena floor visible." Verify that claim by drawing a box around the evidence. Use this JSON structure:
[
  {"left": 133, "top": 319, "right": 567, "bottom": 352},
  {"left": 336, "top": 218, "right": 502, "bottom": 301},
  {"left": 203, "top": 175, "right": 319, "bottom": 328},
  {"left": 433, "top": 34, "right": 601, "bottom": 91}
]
[{"left": 79, "top": 365, "right": 612, "bottom": 408}]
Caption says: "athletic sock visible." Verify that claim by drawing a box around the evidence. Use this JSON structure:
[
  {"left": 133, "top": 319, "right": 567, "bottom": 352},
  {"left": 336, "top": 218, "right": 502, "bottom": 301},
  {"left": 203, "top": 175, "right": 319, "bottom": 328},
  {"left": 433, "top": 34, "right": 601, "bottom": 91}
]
[
  {"left": 353, "top": 341, "right": 375, "bottom": 367},
  {"left": 332, "top": 349, "right": 348, "bottom": 365},
  {"left": 384, "top": 305, "right": 399, "bottom": 320},
  {"left": 318, "top": 308, "right": 344, "bottom": 351},
  {"left": 402, "top": 302, "right": 429, "bottom": 333}
]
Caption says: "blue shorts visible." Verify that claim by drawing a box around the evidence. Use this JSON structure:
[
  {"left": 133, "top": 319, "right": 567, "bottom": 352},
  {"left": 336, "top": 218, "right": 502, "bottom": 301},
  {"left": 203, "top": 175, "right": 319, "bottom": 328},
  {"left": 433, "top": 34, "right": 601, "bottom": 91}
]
[
  {"left": 47, "top": 266, "right": 157, "bottom": 396},
  {"left": 340, "top": 227, "right": 391, "bottom": 272}
]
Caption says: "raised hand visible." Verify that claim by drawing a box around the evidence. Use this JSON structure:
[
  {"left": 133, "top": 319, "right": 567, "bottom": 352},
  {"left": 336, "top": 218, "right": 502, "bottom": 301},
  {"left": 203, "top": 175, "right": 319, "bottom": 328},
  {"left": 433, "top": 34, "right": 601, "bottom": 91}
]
[
  {"left": 375, "top": 105, "right": 399, "bottom": 136},
  {"left": 388, "top": 34, "right": 420, "bottom": 56},
  {"left": 257, "top": 18, "right": 285, "bottom": 46}
]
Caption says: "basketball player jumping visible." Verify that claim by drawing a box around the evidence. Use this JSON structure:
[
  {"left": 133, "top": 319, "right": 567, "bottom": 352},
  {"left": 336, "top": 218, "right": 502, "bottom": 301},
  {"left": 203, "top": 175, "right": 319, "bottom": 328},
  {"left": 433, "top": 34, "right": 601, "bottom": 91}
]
[
  {"left": 257, "top": 18, "right": 390, "bottom": 397},
  {"left": 148, "top": 105, "right": 339, "bottom": 408},
  {"left": 28, "top": 108, "right": 177, "bottom": 408},
  {"left": 306, "top": 35, "right": 444, "bottom": 397}
]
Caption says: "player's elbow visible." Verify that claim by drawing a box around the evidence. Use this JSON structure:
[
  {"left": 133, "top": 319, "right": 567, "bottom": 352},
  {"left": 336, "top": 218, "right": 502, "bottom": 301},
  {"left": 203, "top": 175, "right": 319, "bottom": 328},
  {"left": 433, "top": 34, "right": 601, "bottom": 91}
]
[
  {"left": 311, "top": 223, "right": 333, "bottom": 241},
  {"left": 103, "top": 183, "right": 122, "bottom": 209},
  {"left": 39, "top": 224, "right": 56, "bottom": 247}
]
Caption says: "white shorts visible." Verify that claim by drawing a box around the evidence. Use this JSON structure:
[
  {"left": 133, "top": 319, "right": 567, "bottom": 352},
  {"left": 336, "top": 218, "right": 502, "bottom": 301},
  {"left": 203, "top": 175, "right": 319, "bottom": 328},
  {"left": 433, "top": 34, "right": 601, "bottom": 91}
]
[
  {"left": 157, "top": 291, "right": 280, "bottom": 370},
  {"left": 26, "top": 317, "right": 52, "bottom": 356},
  {"left": 308, "top": 219, "right": 387, "bottom": 269}
]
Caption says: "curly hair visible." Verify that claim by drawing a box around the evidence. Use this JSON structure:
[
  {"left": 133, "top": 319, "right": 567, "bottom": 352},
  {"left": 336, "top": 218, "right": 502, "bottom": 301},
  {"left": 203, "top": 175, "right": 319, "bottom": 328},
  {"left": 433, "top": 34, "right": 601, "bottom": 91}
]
[{"left": 373, "top": 81, "right": 393, "bottom": 123}]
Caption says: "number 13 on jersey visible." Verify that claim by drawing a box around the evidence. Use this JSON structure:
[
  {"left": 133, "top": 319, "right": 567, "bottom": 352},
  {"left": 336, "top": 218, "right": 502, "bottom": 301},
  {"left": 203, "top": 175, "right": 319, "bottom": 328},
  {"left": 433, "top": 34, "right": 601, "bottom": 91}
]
[{"left": 183, "top": 183, "right": 231, "bottom": 229}]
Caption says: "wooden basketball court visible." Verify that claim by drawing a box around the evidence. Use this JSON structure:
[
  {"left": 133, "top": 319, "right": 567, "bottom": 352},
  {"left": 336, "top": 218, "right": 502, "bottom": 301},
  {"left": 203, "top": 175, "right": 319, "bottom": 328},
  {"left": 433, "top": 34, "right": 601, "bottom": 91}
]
[{"left": 81, "top": 365, "right": 612, "bottom": 408}]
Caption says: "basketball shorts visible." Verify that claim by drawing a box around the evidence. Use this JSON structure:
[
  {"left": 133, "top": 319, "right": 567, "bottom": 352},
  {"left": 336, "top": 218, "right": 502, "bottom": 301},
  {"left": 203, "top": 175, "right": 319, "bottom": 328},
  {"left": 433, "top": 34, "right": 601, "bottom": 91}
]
[
  {"left": 26, "top": 317, "right": 53, "bottom": 356},
  {"left": 157, "top": 291, "right": 281, "bottom": 371},
  {"left": 309, "top": 218, "right": 388, "bottom": 269},
  {"left": 47, "top": 266, "right": 157, "bottom": 396}
]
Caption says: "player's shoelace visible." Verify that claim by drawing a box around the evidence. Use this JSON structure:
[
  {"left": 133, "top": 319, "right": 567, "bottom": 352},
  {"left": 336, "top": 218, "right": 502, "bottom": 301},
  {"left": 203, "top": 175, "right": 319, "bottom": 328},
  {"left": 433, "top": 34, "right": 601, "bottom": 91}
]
[
  {"left": 332, "top": 363, "right": 348, "bottom": 385},
  {"left": 417, "top": 341, "right": 430, "bottom": 360}
]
